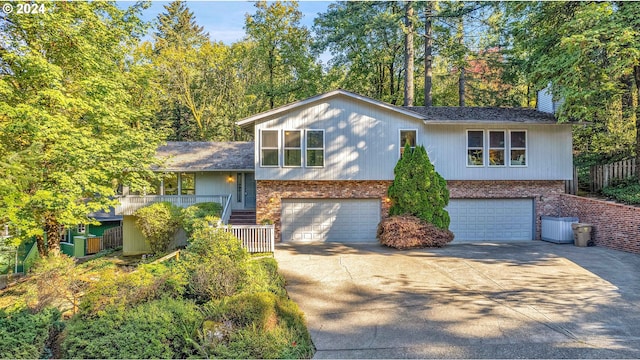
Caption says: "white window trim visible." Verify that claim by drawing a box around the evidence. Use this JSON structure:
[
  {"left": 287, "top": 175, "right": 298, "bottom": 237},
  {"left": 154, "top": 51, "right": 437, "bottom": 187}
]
[
  {"left": 466, "top": 129, "right": 485, "bottom": 167},
  {"left": 77, "top": 224, "right": 86, "bottom": 234},
  {"left": 509, "top": 130, "right": 528, "bottom": 167},
  {"left": 259, "top": 129, "right": 280, "bottom": 168},
  {"left": 305, "top": 129, "right": 325, "bottom": 168},
  {"left": 283, "top": 129, "right": 303, "bottom": 168},
  {"left": 488, "top": 130, "right": 507, "bottom": 167},
  {"left": 399, "top": 129, "right": 418, "bottom": 158}
]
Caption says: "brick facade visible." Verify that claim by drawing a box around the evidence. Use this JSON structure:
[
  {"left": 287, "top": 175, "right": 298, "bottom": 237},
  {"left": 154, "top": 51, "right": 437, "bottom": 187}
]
[
  {"left": 257, "top": 179, "right": 565, "bottom": 242},
  {"left": 447, "top": 180, "right": 566, "bottom": 240},
  {"left": 256, "top": 180, "right": 392, "bottom": 242},
  {"left": 556, "top": 194, "right": 640, "bottom": 254}
]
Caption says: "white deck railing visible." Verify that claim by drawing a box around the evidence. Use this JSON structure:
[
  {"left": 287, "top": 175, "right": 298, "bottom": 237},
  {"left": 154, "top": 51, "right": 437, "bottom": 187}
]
[
  {"left": 115, "top": 195, "right": 231, "bottom": 215},
  {"left": 226, "top": 225, "right": 275, "bottom": 253},
  {"left": 220, "top": 195, "right": 233, "bottom": 225}
]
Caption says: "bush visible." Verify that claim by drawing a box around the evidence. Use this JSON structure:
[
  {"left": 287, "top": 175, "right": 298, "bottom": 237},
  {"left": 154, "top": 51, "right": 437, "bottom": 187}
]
[
  {"left": 79, "top": 262, "right": 186, "bottom": 316},
  {"left": 377, "top": 215, "right": 454, "bottom": 249},
  {"left": 184, "top": 226, "right": 248, "bottom": 263},
  {"left": 134, "top": 201, "right": 183, "bottom": 255},
  {"left": 388, "top": 144, "right": 450, "bottom": 229},
  {"left": 0, "top": 307, "right": 61, "bottom": 359},
  {"left": 30, "top": 254, "right": 86, "bottom": 315},
  {"left": 182, "top": 202, "right": 223, "bottom": 236},
  {"left": 186, "top": 257, "right": 246, "bottom": 302},
  {"left": 201, "top": 293, "right": 314, "bottom": 359},
  {"left": 62, "top": 297, "right": 203, "bottom": 359},
  {"left": 242, "top": 258, "right": 287, "bottom": 297},
  {"left": 602, "top": 176, "right": 640, "bottom": 204}
]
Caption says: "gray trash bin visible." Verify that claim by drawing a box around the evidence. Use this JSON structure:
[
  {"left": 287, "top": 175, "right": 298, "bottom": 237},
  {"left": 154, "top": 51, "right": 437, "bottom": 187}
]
[{"left": 571, "top": 223, "right": 592, "bottom": 247}]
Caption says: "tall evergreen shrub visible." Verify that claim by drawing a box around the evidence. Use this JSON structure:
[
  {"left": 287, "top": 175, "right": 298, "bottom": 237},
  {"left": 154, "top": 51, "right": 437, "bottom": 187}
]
[{"left": 388, "top": 144, "right": 450, "bottom": 229}]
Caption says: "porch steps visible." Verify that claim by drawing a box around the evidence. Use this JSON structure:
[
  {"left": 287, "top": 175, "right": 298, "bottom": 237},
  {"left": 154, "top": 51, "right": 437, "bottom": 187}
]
[{"left": 228, "top": 210, "right": 257, "bottom": 225}]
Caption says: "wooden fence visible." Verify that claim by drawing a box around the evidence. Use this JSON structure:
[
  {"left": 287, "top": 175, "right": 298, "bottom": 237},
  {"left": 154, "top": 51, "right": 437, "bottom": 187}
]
[
  {"left": 102, "top": 226, "right": 123, "bottom": 250},
  {"left": 564, "top": 166, "right": 578, "bottom": 195},
  {"left": 226, "top": 225, "right": 275, "bottom": 253},
  {"left": 590, "top": 158, "right": 637, "bottom": 192}
]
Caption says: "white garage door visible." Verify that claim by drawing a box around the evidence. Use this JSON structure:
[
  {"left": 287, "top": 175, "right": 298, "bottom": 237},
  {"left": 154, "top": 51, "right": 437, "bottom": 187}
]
[
  {"left": 447, "top": 198, "right": 534, "bottom": 241},
  {"left": 281, "top": 199, "right": 380, "bottom": 243}
]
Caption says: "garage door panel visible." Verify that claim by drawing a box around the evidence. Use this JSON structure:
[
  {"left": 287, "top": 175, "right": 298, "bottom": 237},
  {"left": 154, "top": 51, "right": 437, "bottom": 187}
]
[
  {"left": 282, "top": 199, "right": 380, "bottom": 243},
  {"left": 447, "top": 199, "right": 533, "bottom": 241}
]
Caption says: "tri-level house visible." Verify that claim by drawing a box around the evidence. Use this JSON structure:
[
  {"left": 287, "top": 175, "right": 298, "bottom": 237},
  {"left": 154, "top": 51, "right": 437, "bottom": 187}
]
[{"left": 117, "top": 89, "right": 573, "bottom": 254}]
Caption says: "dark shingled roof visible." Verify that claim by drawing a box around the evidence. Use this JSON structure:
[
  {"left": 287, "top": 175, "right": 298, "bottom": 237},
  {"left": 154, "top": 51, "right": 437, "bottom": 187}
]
[
  {"left": 155, "top": 142, "right": 254, "bottom": 171},
  {"left": 404, "top": 106, "right": 558, "bottom": 124}
]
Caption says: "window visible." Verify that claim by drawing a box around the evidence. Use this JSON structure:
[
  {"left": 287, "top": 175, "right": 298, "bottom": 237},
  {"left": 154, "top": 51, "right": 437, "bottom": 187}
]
[
  {"left": 489, "top": 131, "right": 505, "bottom": 166},
  {"left": 77, "top": 224, "right": 86, "bottom": 234},
  {"left": 510, "top": 131, "right": 527, "bottom": 166},
  {"left": 400, "top": 130, "right": 417, "bottom": 156},
  {"left": 180, "top": 173, "right": 195, "bottom": 195},
  {"left": 306, "top": 130, "right": 325, "bottom": 167},
  {"left": 260, "top": 130, "right": 279, "bottom": 167},
  {"left": 236, "top": 173, "right": 243, "bottom": 203},
  {"left": 163, "top": 173, "right": 178, "bottom": 195},
  {"left": 467, "top": 130, "right": 484, "bottom": 166},
  {"left": 284, "top": 130, "right": 302, "bottom": 167}
]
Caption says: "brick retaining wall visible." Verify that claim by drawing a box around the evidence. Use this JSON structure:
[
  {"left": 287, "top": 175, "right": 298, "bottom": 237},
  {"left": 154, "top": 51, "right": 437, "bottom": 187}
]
[{"left": 556, "top": 194, "right": 640, "bottom": 254}]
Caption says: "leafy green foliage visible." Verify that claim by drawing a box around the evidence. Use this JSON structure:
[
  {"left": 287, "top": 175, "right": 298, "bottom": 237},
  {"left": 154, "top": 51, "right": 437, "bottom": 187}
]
[
  {"left": 602, "top": 177, "right": 640, "bottom": 205},
  {"left": 0, "top": 307, "right": 61, "bottom": 359},
  {"left": 388, "top": 144, "right": 450, "bottom": 229},
  {"left": 134, "top": 202, "right": 183, "bottom": 255},
  {"left": 181, "top": 202, "right": 222, "bottom": 236},
  {"left": 63, "top": 297, "right": 203, "bottom": 359},
  {"left": 0, "top": 1, "right": 163, "bottom": 255}
]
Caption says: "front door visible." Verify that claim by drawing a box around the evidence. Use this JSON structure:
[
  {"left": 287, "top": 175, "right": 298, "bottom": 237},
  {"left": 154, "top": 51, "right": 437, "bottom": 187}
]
[{"left": 244, "top": 173, "right": 256, "bottom": 209}]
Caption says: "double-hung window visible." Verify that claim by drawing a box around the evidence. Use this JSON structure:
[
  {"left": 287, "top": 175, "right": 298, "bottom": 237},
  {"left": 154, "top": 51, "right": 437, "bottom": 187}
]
[
  {"left": 284, "top": 130, "right": 302, "bottom": 167},
  {"left": 488, "top": 131, "right": 506, "bottom": 166},
  {"left": 306, "top": 130, "right": 325, "bottom": 167},
  {"left": 260, "top": 130, "right": 279, "bottom": 167},
  {"left": 400, "top": 129, "right": 417, "bottom": 157},
  {"left": 510, "top": 130, "right": 527, "bottom": 166},
  {"left": 467, "top": 130, "right": 484, "bottom": 166}
]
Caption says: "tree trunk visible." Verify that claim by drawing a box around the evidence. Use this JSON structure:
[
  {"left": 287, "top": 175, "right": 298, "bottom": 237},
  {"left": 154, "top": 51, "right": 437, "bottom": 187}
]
[
  {"left": 634, "top": 65, "right": 640, "bottom": 179},
  {"left": 457, "top": 16, "right": 465, "bottom": 107},
  {"left": 404, "top": 1, "right": 414, "bottom": 106},
  {"left": 45, "top": 214, "right": 61, "bottom": 256},
  {"left": 424, "top": 1, "right": 434, "bottom": 107},
  {"left": 36, "top": 234, "right": 47, "bottom": 257},
  {"left": 459, "top": 67, "right": 466, "bottom": 107}
]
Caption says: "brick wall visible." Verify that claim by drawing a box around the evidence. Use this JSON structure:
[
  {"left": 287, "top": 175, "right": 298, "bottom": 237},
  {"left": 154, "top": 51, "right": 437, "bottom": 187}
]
[
  {"left": 556, "top": 194, "right": 640, "bottom": 254},
  {"left": 256, "top": 180, "right": 392, "bottom": 242},
  {"left": 448, "top": 180, "right": 566, "bottom": 240}
]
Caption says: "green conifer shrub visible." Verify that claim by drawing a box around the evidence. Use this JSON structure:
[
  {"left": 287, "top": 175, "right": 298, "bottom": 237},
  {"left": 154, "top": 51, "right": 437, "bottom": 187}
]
[{"left": 387, "top": 144, "right": 451, "bottom": 229}]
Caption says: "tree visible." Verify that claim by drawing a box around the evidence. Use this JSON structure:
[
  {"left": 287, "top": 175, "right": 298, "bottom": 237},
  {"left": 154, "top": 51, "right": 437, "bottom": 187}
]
[
  {"left": 388, "top": 144, "right": 450, "bottom": 229},
  {"left": 0, "top": 1, "right": 163, "bottom": 256},
  {"left": 506, "top": 2, "right": 640, "bottom": 172},
  {"left": 245, "top": 1, "right": 322, "bottom": 110},
  {"left": 403, "top": 1, "right": 415, "bottom": 106}
]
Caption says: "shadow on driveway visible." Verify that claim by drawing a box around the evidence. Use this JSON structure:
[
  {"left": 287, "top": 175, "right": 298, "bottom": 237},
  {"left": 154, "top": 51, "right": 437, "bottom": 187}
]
[{"left": 275, "top": 241, "right": 640, "bottom": 359}]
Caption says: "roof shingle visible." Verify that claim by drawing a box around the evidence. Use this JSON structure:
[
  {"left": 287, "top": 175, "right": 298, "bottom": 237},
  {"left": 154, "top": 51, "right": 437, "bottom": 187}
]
[
  {"left": 404, "top": 106, "right": 558, "bottom": 123},
  {"left": 155, "top": 142, "right": 254, "bottom": 171}
]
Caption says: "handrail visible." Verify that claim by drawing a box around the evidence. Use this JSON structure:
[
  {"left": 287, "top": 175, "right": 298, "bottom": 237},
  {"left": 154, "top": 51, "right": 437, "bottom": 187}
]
[
  {"left": 115, "top": 194, "right": 231, "bottom": 215},
  {"left": 220, "top": 194, "right": 233, "bottom": 224}
]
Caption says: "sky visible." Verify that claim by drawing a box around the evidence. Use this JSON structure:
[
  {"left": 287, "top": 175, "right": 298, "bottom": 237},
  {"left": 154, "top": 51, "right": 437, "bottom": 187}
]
[{"left": 119, "top": 1, "right": 333, "bottom": 44}]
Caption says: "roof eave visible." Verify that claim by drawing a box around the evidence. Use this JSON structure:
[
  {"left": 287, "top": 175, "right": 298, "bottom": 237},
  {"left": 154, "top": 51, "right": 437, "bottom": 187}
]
[{"left": 236, "top": 89, "right": 424, "bottom": 127}]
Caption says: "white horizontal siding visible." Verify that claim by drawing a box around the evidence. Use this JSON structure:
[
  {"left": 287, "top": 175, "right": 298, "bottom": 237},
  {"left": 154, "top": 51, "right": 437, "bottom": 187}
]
[
  {"left": 255, "top": 97, "right": 422, "bottom": 180},
  {"left": 423, "top": 124, "right": 573, "bottom": 180}
]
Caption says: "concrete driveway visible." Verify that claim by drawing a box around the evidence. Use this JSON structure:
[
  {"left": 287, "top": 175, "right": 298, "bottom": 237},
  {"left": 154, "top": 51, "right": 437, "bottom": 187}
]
[{"left": 275, "top": 242, "right": 640, "bottom": 359}]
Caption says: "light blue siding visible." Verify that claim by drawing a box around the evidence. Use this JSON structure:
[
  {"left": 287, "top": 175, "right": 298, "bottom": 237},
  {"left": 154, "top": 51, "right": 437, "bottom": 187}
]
[
  {"left": 255, "top": 97, "right": 422, "bottom": 180},
  {"left": 254, "top": 96, "right": 573, "bottom": 181},
  {"left": 422, "top": 124, "right": 573, "bottom": 180}
]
